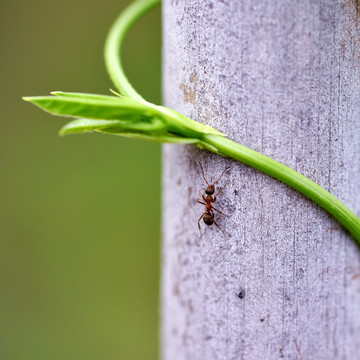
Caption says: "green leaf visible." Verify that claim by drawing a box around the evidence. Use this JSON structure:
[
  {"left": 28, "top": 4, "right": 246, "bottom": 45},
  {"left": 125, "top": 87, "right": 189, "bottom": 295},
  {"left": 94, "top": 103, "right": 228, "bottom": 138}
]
[
  {"left": 23, "top": 92, "right": 154, "bottom": 121},
  {"left": 60, "top": 118, "right": 203, "bottom": 145},
  {"left": 59, "top": 119, "right": 126, "bottom": 135},
  {"left": 98, "top": 128, "right": 202, "bottom": 143},
  {"left": 50, "top": 91, "right": 121, "bottom": 100},
  {"left": 59, "top": 116, "right": 167, "bottom": 135}
]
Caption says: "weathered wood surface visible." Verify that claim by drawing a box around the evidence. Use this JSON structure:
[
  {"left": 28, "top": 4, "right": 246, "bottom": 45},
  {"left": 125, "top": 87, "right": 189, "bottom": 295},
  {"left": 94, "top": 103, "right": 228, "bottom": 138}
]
[{"left": 162, "top": 1, "right": 360, "bottom": 359}]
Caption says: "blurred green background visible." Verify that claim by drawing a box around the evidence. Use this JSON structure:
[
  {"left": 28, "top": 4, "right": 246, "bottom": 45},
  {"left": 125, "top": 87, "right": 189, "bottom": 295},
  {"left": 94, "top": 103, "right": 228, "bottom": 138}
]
[{"left": 0, "top": 1, "right": 161, "bottom": 359}]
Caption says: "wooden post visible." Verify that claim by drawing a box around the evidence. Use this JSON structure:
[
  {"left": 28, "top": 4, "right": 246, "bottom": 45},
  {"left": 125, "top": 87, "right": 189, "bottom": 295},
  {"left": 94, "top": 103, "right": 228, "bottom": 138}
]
[{"left": 162, "top": 1, "right": 360, "bottom": 358}]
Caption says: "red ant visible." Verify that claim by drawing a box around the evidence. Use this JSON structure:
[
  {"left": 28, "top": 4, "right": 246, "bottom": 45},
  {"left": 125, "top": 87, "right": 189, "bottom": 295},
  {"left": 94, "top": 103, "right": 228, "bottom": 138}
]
[{"left": 197, "top": 164, "right": 229, "bottom": 236}]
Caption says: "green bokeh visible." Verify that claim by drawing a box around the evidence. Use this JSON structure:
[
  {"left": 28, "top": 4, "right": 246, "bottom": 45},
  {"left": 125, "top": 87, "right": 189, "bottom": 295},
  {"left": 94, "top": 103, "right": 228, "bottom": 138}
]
[{"left": 0, "top": 1, "right": 161, "bottom": 359}]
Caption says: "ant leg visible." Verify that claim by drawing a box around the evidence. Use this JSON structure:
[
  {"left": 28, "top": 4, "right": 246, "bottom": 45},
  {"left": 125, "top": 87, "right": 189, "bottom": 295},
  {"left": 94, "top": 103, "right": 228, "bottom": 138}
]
[
  {"left": 198, "top": 212, "right": 206, "bottom": 231},
  {"left": 197, "top": 200, "right": 207, "bottom": 206},
  {"left": 213, "top": 219, "right": 226, "bottom": 237},
  {"left": 202, "top": 194, "right": 207, "bottom": 202},
  {"left": 213, "top": 183, "right": 227, "bottom": 202},
  {"left": 213, "top": 166, "right": 230, "bottom": 185},
  {"left": 212, "top": 206, "right": 229, "bottom": 217},
  {"left": 200, "top": 164, "right": 210, "bottom": 186}
]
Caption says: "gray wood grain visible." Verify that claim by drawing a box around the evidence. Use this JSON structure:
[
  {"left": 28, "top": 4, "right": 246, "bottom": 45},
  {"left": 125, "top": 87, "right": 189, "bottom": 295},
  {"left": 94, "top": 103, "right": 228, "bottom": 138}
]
[{"left": 162, "top": 1, "right": 360, "bottom": 359}]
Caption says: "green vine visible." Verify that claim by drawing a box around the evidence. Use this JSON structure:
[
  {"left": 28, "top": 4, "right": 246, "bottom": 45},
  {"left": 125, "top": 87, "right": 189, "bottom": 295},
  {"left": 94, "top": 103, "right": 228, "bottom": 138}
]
[{"left": 23, "top": 0, "right": 360, "bottom": 246}]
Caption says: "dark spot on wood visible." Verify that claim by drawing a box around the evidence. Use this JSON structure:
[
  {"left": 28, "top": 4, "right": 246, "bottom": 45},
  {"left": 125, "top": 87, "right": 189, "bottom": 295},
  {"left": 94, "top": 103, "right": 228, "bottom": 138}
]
[
  {"left": 188, "top": 300, "right": 194, "bottom": 312},
  {"left": 297, "top": 267, "right": 305, "bottom": 279},
  {"left": 238, "top": 289, "right": 245, "bottom": 299},
  {"left": 190, "top": 72, "right": 198, "bottom": 83},
  {"left": 181, "top": 258, "right": 189, "bottom": 266},
  {"left": 182, "top": 332, "right": 189, "bottom": 346},
  {"left": 173, "top": 282, "right": 180, "bottom": 297},
  {"left": 354, "top": 0, "right": 360, "bottom": 18},
  {"left": 279, "top": 347, "right": 284, "bottom": 358},
  {"left": 180, "top": 81, "right": 196, "bottom": 104},
  {"left": 260, "top": 318, "right": 265, "bottom": 322},
  {"left": 234, "top": 189, "right": 239, "bottom": 196},
  {"left": 325, "top": 226, "right": 340, "bottom": 232},
  {"left": 205, "top": 335, "right": 212, "bottom": 341}
]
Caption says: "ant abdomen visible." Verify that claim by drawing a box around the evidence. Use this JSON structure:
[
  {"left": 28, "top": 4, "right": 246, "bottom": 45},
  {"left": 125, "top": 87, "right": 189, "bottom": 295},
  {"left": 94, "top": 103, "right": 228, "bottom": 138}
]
[{"left": 203, "top": 212, "right": 214, "bottom": 226}]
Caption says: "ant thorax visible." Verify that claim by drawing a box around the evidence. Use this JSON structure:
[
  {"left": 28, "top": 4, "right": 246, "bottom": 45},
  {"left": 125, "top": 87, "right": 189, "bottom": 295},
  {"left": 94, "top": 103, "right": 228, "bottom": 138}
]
[{"left": 205, "top": 194, "right": 213, "bottom": 203}]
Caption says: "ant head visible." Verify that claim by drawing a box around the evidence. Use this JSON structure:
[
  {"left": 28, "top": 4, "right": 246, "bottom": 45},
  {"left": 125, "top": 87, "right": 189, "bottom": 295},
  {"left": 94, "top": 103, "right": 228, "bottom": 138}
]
[{"left": 205, "top": 185, "right": 215, "bottom": 195}]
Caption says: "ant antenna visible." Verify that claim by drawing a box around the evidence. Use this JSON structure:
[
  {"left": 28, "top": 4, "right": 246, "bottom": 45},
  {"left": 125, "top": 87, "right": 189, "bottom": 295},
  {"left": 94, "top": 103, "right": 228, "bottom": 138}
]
[
  {"left": 200, "top": 164, "right": 209, "bottom": 186},
  {"left": 213, "top": 166, "right": 230, "bottom": 185},
  {"left": 200, "top": 164, "right": 230, "bottom": 186}
]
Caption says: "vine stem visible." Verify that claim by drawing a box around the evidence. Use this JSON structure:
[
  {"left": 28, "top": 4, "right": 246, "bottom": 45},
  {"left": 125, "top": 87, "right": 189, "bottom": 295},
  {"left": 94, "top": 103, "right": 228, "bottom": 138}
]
[
  {"left": 104, "top": 0, "right": 161, "bottom": 100},
  {"left": 204, "top": 134, "right": 360, "bottom": 245},
  {"left": 104, "top": 0, "right": 360, "bottom": 246}
]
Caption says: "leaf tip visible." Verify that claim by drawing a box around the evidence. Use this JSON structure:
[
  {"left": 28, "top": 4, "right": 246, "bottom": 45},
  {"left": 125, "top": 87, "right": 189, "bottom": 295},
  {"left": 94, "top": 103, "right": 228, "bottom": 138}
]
[{"left": 58, "top": 127, "right": 69, "bottom": 137}]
